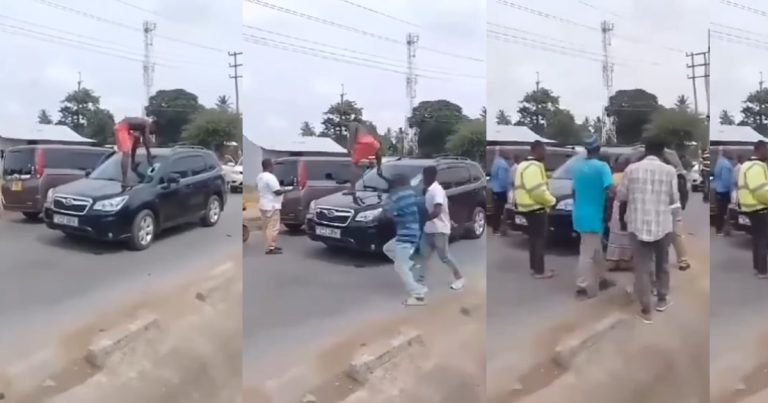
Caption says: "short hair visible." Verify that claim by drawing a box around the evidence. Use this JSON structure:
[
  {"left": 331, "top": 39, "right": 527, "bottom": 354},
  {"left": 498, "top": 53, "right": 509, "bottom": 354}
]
[
  {"left": 423, "top": 165, "right": 437, "bottom": 177},
  {"left": 391, "top": 173, "right": 410, "bottom": 188},
  {"left": 755, "top": 140, "right": 767, "bottom": 152},
  {"left": 531, "top": 140, "right": 545, "bottom": 152},
  {"left": 261, "top": 158, "right": 272, "bottom": 170},
  {"left": 645, "top": 138, "right": 666, "bottom": 155}
]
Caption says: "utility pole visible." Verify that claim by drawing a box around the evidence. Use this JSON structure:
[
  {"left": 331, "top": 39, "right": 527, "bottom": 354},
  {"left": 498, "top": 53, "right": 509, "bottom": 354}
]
[
  {"left": 534, "top": 71, "right": 542, "bottom": 130},
  {"left": 600, "top": 20, "right": 616, "bottom": 144},
  {"left": 75, "top": 72, "right": 84, "bottom": 128},
  {"left": 338, "top": 83, "right": 346, "bottom": 142},
  {"left": 761, "top": 72, "right": 764, "bottom": 91},
  {"left": 686, "top": 47, "right": 709, "bottom": 119},
  {"left": 405, "top": 32, "right": 419, "bottom": 155},
  {"left": 142, "top": 21, "right": 157, "bottom": 118},
  {"left": 228, "top": 51, "right": 243, "bottom": 115},
  {"left": 77, "top": 72, "right": 82, "bottom": 90}
]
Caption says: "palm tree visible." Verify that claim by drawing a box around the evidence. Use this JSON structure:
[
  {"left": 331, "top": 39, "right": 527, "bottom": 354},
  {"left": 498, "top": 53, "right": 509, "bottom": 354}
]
[{"left": 216, "top": 95, "right": 232, "bottom": 111}]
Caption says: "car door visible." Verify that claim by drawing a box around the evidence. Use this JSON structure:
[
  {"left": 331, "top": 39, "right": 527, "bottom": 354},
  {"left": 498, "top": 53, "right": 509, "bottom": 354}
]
[
  {"left": 436, "top": 165, "right": 472, "bottom": 229},
  {"left": 186, "top": 154, "right": 211, "bottom": 215},
  {"left": 159, "top": 156, "right": 194, "bottom": 224}
]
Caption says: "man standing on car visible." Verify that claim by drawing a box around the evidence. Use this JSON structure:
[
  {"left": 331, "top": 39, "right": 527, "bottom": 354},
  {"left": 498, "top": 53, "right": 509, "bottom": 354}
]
[
  {"left": 411, "top": 166, "right": 465, "bottom": 291},
  {"left": 713, "top": 148, "right": 734, "bottom": 235},
  {"left": 257, "top": 158, "right": 291, "bottom": 255},
  {"left": 114, "top": 117, "right": 155, "bottom": 186},
  {"left": 737, "top": 140, "right": 768, "bottom": 278},
  {"left": 489, "top": 147, "right": 510, "bottom": 234},
  {"left": 514, "top": 141, "right": 557, "bottom": 279},
  {"left": 618, "top": 137, "right": 680, "bottom": 324},
  {"left": 572, "top": 135, "right": 616, "bottom": 299},
  {"left": 386, "top": 174, "right": 429, "bottom": 306}
]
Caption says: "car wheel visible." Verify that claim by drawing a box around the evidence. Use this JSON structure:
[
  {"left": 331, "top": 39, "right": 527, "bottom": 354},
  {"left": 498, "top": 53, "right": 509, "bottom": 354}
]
[
  {"left": 284, "top": 223, "right": 303, "bottom": 232},
  {"left": 128, "top": 210, "right": 156, "bottom": 251},
  {"left": 243, "top": 224, "right": 250, "bottom": 243},
  {"left": 22, "top": 211, "right": 40, "bottom": 220},
  {"left": 466, "top": 206, "right": 486, "bottom": 239},
  {"left": 201, "top": 195, "right": 222, "bottom": 227}
]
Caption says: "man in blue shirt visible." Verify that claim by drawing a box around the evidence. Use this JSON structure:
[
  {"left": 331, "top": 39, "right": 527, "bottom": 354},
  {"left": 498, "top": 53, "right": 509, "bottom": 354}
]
[
  {"left": 386, "top": 174, "right": 429, "bottom": 306},
  {"left": 572, "top": 136, "right": 616, "bottom": 299},
  {"left": 713, "top": 149, "right": 734, "bottom": 235},
  {"left": 489, "top": 148, "right": 511, "bottom": 234}
]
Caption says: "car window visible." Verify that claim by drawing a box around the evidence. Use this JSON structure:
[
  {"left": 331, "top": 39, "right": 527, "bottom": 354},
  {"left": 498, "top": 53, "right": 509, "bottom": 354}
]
[
  {"left": 171, "top": 155, "right": 206, "bottom": 178},
  {"left": 90, "top": 153, "right": 165, "bottom": 184},
  {"left": 306, "top": 160, "right": 352, "bottom": 182},
  {"left": 273, "top": 160, "right": 298, "bottom": 187},
  {"left": 469, "top": 164, "right": 484, "bottom": 183},
  {"left": 438, "top": 166, "right": 471, "bottom": 189},
  {"left": 355, "top": 163, "right": 423, "bottom": 192},
  {"left": 70, "top": 150, "right": 110, "bottom": 170},
  {"left": 2, "top": 148, "right": 34, "bottom": 176}
]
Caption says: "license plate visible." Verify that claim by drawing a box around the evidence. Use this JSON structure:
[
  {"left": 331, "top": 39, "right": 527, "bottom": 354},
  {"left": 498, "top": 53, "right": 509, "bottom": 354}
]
[
  {"left": 53, "top": 214, "right": 78, "bottom": 227},
  {"left": 738, "top": 215, "right": 750, "bottom": 226},
  {"left": 514, "top": 215, "right": 527, "bottom": 225},
  {"left": 316, "top": 225, "right": 341, "bottom": 238},
  {"left": 11, "top": 181, "right": 22, "bottom": 191}
]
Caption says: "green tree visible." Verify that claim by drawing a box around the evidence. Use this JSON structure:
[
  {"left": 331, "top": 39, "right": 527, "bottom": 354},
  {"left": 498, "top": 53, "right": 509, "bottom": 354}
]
[
  {"left": 215, "top": 95, "right": 232, "bottom": 111},
  {"left": 181, "top": 108, "right": 242, "bottom": 152},
  {"left": 82, "top": 108, "right": 116, "bottom": 145},
  {"left": 299, "top": 121, "right": 317, "bottom": 137},
  {"left": 380, "top": 128, "right": 398, "bottom": 156},
  {"left": 480, "top": 107, "right": 487, "bottom": 122},
  {"left": 544, "top": 109, "right": 583, "bottom": 144},
  {"left": 145, "top": 89, "right": 204, "bottom": 145},
  {"left": 606, "top": 89, "right": 660, "bottom": 144},
  {"left": 496, "top": 109, "right": 513, "bottom": 125},
  {"left": 674, "top": 95, "right": 691, "bottom": 111},
  {"left": 408, "top": 100, "right": 466, "bottom": 157},
  {"left": 319, "top": 99, "right": 364, "bottom": 146},
  {"left": 447, "top": 119, "right": 485, "bottom": 163},
  {"left": 57, "top": 87, "right": 101, "bottom": 134},
  {"left": 37, "top": 109, "right": 53, "bottom": 124},
  {"left": 719, "top": 109, "right": 736, "bottom": 125},
  {"left": 591, "top": 116, "right": 605, "bottom": 136},
  {"left": 643, "top": 108, "right": 707, "bottom": 150},
  {"left": 739, "top": 88, "right": 768, "bottom": 135},
  {"left": 515, "top": 87, "right": 560, "bottom": 134}
]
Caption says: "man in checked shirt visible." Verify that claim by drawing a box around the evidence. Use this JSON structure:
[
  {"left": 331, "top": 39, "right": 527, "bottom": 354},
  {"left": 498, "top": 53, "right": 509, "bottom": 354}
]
[{"left": 617, "top": 137, "right": 681, "bottom": 324}]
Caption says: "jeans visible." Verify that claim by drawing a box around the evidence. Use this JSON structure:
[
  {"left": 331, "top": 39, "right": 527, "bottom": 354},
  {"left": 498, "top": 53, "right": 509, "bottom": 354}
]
[
  {"left": 630, "top": 233, "right": 672, "bottom": 313},
  {"left": 714, "top": 192, "right": 731, "bottom": 232},
  {"left": 412, "top": 232, "right": 462, "bottom": 283},
  {"left": 392, "top": 242, "right": 428, "bottom": 297},
  {"left": 522, "top": 210, "right": 548, "bottom": 274},
  {"left": 490, "top": 191, "right": 508, "bottom": 233},
  {"left": 747, "top": 210, "right": 768, "bottom": 275}
]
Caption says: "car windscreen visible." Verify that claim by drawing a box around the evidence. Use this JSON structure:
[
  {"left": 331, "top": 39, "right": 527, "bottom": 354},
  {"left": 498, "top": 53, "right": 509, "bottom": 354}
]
[
  {"left": 89, "top": 153, "right": 166, "bottom": 184},
  {"left": 551, "top": 154, "right": 586, "bottom": 179},
  {"left": 356, "top": 163, "right": 424, "bottom": 192},
  {"left": 2, "top": 148, "right": 34, "bottom": 176}
]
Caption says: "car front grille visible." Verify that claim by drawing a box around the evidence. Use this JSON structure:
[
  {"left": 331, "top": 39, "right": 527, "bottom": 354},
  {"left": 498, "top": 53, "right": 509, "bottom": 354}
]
[
  {"left": 315, "top": 206, "right": 353, "bottom": 226},
  {"left": 52, "top": 195, "right": 92, "bottom": 215}
]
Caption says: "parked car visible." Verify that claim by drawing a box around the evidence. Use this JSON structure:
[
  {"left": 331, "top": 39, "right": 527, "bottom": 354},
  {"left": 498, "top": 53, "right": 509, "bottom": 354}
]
[
  {"left": 43, "top": 146, "right": 226, "bottom": 250},
  {"left": 689, "top": 162, "right": 703, "bottom": 192},
  {"left": 272, "top": 156, "right": 354, "bottom": 232},
  {"left": 306, "top": 156, "right": 487, "bottom": 254},
  {"left": 1, "top": 144, "right": 112, "bottom": 220},
  {"left": 222, "top": 156, "right": 243, "bottom": 193}
]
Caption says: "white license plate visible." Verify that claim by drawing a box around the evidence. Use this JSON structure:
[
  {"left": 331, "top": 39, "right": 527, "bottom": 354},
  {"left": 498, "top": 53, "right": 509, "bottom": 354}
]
[
  {"left": 316, "top": 225, "right": 341, "bottom": 238},
  {"left": 53, "top": 214, "right": 78, "bottom": 227},
  {"left": 514, "top": 215, "right": 527, "bottom": 225},
  {"left": 738, "top": 215, "right": 750, "bottom": 226}
]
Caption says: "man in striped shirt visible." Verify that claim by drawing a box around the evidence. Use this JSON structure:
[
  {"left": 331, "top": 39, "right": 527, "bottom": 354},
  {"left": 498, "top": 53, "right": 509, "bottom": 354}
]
[{"left": 387, "top": 174, "right": 429, "bottom": 306}]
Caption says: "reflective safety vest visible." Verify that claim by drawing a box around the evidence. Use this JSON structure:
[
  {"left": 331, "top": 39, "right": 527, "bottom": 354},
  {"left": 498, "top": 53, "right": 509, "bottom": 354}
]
[
  {"left": 737, "top": 159, "right": 768, "bottom": 212},
  {"left": 513, "top": 159, "right": 556, "bottom": 212}
]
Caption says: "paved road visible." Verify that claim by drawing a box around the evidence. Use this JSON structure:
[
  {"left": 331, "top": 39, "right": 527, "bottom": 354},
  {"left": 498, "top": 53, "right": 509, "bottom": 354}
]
[
  {"left": 0, "top": 194, "right": 242, "bottom": 362},
  {"left": 711, "top": 209, "right": 768, "bottom": 390},
  {"left": 487, "top": 199, "right": 709, "bottom": 381},
  {"left": 243, "top": 229, "right": 485, "bottom": 383}
]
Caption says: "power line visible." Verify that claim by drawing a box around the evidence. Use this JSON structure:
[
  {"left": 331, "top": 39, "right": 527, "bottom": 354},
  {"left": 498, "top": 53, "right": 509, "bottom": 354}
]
[
  {"left": 242, "top": 27, "right": 483, "bottom": 79},
  {"left": 335, "top": 0, "right": 420, "bottom": 28},
  {"left": 111, "top": 0, "right": 165, "bottom": 18},
  {"left": 719, "top": 0, "right": 768, "bottom": 18},
  {"left": 488, "top": 29, "right": 605, "bottom": 58},
  {"left": 488, "top": 33, "right": 606, "bottom": 64},
  {"left": 711, "top": 29, "right": 768, "bottom": 48},
  {"left": 711, "top": 32, "right": 768, "bottom": 52},
  {"left": 244, "top": 0, "right": 483, "bottom": 62},
  {"left": 711, "top": 22, "right": 768, "bottom": 39},
  {"left": 576, "top": 0, "right": 626, "bottom": 19}
]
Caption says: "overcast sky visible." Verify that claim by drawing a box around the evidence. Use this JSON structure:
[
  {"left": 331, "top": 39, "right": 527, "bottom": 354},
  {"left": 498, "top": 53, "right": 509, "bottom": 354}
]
[
  {"left": 711, "top": 0, "right": 768, "bottom": 123},
  {"left": 243, "top": 0, "right": 486, "bottom": 145},
  {"left": 488, "top": 0, "right": 709, "bottom": 124},
  {"left": 0, "top": 0, "right": 240, "bottom": 128}
]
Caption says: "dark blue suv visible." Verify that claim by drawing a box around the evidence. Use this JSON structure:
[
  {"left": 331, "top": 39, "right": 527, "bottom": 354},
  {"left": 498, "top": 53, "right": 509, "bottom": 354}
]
[{"left": 43, "top": 146, "right": 227, "bottom": 250}]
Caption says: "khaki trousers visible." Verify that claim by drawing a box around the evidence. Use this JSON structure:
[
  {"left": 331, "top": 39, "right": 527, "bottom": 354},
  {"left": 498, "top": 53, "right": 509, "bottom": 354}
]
[
  {"left": 260, "top": 209, "right": 281, "bottom": 250},
  {"left": 673, "top": 214, "right": 688, "bottom": 265},
  {"left": 576, "top": 233, "right": 607, "bottom": 297}
]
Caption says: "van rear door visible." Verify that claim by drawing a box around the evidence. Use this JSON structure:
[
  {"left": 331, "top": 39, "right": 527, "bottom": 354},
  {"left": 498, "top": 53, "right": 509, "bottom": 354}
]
[{"left": 1, "top": 148, "right": 37, "bottom": 209}]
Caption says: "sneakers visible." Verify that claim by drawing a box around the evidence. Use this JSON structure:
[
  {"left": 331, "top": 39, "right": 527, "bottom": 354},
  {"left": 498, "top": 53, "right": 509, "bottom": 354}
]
[
  {"left": 450, "top": 278, "right": 466, "bottom": 290},
  {"left": 655, "top": 298, "right": 673, "bottom": 312},
  {"left": 636, "top": 309, "right": 654, "bottom": 324},
  {"left": 678, "top": 261, "right": 691, "bottom": 271},
  {"left": 756, "top": 272, "right": 768, "bottom": 279},
  {"left": 265, "top": 248, "right": 283, "bottom": 255},
  {"left": 598, "top": 278, "right": 617, "bottom": 291},
  {"left": 404, "top": 296, "right": 427, "bottom": 306},
  {"left": 532, "top": 271, "right": 555, "bottom": 279}
]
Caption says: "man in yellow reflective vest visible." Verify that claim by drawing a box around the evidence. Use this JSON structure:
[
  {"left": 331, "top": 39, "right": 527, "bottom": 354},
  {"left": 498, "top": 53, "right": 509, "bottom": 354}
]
[
  {"left": 737, "top": 140, "right": 768, "bottom": 278},
  {"left": 514, "top": 140, "right": 557, "bottom": 278}
]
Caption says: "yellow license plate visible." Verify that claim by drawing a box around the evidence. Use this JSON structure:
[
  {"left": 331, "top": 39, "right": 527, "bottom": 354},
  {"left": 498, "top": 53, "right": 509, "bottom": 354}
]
[{"left": 10, "top": 181, "right": 22, "bottom": 191}]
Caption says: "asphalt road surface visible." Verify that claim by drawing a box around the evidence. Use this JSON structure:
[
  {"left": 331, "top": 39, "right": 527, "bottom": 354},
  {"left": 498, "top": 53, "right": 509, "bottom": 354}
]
[
  {"left": 487, "top": 199, "right": 709, "bottom": 381},
  {"left": 243, "top": 229, "right": 485, "bottom": 383},
  {"left": 0, "top": 194, "right": 241, "bottom": 363},
  {"left": 711, "top": 210, "right": 768, "bottom": 389}
]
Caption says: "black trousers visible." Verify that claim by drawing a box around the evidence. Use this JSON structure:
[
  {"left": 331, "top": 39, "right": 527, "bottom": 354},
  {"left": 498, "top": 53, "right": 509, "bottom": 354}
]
[
  {"left": 491, "top": 191, "right": 508, "bottom": 233},
  {"left": 522, "top": 210, "right": 548, "bottom": 274},
  {"left": 714, "top": 192, "right": 731, "bottom": 232},
  {"left": 747, "top": 210, "right": 768, "bottom": 275}
]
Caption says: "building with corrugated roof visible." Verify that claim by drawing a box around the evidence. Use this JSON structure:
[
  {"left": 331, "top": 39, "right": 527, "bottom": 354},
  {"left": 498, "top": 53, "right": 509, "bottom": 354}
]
[{"left": 243, "top": 134, "right": 347, "bottom": 185}]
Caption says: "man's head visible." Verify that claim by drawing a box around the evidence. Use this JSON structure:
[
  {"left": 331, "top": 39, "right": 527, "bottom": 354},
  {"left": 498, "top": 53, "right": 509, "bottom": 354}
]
[
  {"left": 530, "top": 140, "right": 546, "bottom": 161},
  {"left": 423, "top": 165, "right": 437, "bottom": 187},
  {"left": 644, "top": 137, "right": 666, "bottom": 158},
  {"left": 391, "top": 173, "right": 411, "bottom": 190},
  {"left": 513, "top": 154, "right": 522, "bottom": 164},
  {"left": 584, "top": 134, "right": 601, "bottom": 158},
  {"left": 261, "top": 158, "right": 273, "bottom": 172},
  {"left": 738, "top": 155, "right": 747, "bottom": 164},
  {"left": 755, "top": 140, "right": 768, "bottom": 161}
]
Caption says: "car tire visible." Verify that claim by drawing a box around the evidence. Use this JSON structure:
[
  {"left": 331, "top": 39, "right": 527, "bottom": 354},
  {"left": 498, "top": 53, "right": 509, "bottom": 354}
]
[
  {"left": 22, "top": 211, "right": 40, "bottom": 220},
  {"left": 284, "top": 223, "right": 303, "bottom": 232},
  {"left": 201, "top": 195, "right": 223, "bottom": 227},
  {"left": 465, "top": 206, "right": 486, "bottom": 239},
  {"left": 128, "top": 210, "right": 156, "bottom": 251},
  {"left": 243, "top": 224, "right": 250, "bottom": 243}
]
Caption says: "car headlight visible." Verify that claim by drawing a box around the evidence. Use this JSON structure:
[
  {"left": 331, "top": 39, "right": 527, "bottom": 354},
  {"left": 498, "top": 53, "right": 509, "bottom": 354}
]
[
  {"left": 355, "top": 208, "right": 382, "bottom": 222},
  {"left": 93, "top": 196, "right": 129, "bottom": 212},
  {"left": 308, "top": 200, "right": 317, "bottom": 215},
  {"left": 556, "top": 199, "right": 573, "bottom": 211},
  {"left": 45, "top": 189, "right": 55, "bottom": 205}
]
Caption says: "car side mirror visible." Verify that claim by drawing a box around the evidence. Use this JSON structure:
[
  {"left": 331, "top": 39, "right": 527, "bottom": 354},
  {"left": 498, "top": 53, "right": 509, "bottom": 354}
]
[
  {"left": 167, "top": 173, "right": 182, "bottom": 185},
  {"left": 84, "top": 168, "right": 93, "bottom": 177}
]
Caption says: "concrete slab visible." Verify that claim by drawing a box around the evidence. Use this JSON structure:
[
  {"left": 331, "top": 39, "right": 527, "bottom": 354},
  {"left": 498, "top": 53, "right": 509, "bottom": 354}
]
[
  {"left": 346, "top": 329, "right": 425, "bottom": 384},
  {"left": 553, "top": 312, "right": 630, "bottom": 370},
  {"left": 85, "top": 313, "right": 160, "bottom": 369}
]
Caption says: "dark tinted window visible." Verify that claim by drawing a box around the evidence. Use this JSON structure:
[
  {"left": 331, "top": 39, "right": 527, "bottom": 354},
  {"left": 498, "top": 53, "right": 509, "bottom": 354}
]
[
  {"left": 170, "top": 155, "right": 206, "bottom": 178},
  {"left": 355, "top": 163, "right": 423, "bottom": 192},
  {"left": 68, "top": 150, "right": 110, "bottom": 171},
  {"left": 273, "top": 160, "right": 298, "bottom": 187},
  {"left": 468, "top": 164, "right": 484, "bottom": 183},
  {"left": 90, "top": 153, "right": 165, "bottom": 184},
  {"left": 306, "top": 160, "right": 352, "bottom": 182},
  {"left": 437, "top": 166, "right": 470, "bottom": 189},
  {"left": 2, "top": 148, "right": 35, "bottom": 176}
]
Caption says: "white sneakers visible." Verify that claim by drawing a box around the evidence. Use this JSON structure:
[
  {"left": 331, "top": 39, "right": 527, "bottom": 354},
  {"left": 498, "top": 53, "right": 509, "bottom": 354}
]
[{"left": 451, "top": 278, "right": 466, "bottom": 290}]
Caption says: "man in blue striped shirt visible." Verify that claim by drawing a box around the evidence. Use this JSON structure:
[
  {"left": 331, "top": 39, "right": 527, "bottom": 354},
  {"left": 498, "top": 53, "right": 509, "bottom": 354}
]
[{"left": 387, "top": 173, "right": 429, "bottom": 305}]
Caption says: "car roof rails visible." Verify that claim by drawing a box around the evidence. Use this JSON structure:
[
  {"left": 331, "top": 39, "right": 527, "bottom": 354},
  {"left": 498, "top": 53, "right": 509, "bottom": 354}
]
[
  {"left": 434, "top": 155, "right": 470, "bottom": 161},
  {"left": 171, "top": 144, "right": 207, "bottom": 151}
]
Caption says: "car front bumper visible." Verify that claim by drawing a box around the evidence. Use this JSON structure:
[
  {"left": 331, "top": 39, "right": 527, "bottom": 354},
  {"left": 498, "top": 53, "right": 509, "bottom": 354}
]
[
  {"left": 44, "top": 208, "right": 133, "bottom": 241},
  {"left": 306, "top": 217, "right": 394, "bottom": 253}
]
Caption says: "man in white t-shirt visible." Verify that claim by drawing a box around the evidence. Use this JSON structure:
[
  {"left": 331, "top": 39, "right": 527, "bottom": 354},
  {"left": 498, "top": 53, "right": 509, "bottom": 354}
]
[
  {"left": 411, "top": 165, "right": 465, "bottom": 290},
  {"left": 256, "top": 158, "right": 291, "bottom": 255}
]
